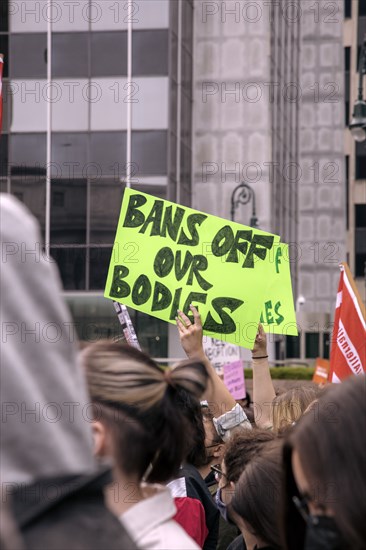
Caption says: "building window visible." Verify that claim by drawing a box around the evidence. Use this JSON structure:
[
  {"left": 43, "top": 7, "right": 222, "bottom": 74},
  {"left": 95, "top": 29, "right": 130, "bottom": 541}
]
[
  {"left": 359, "top": 0, "right": 366, "bottom": 16},
  {"left": 286, "top": 335, "right": 300, "bottom": 359},
  {"left": 52, "top": 191, "right": 65, "bottom": 208},
  {"left": 131, "top": 131, "right": 168, "bottom": 176},
  {"left": 355, "top": 204, "right": 366, "bottom": 278},
  {"left": 52, "top": 133, "right": 88, "bottom": 177},
  {"left": 355, "top": 142, "right": 366, "bottom": 180},
  {"left": 90, "top": 132, "right": 127, "bottom": 177},
  {"left": 132, "top": 30, "right": 169, "bottom": 76},
  {"left": 91, "top": 32, "right": 127, "bottom": 77},
  {"left": 0, "top": 34, "right": 8, "bottom": 78},
  {"left": 90, "top": 180, "right": 124, "bottom": 244},
  {"left": 305, "top": 333, "right": 319, "bottom": 359},
  {"left": 10, "top": 177, "right": 46, "bottom": 231},
  {"left": 89, "top": 247, "right": 113, "bottom": 290},
  {"left": 323, "top": 333, "right": 330, "bottom": 359},
  {"left": 0, "top": 0, "right": 8, "bottom": 31},
  {"left": 344, "top": 0, "right": 352, "bottom": 18},
  {"left": 51, "top": 247, "right": 86, "bottom": 290},
  {"left": 52, "top": 33, "right": 89, "bottom": 78},
  {"left": 10, "top": 133, "right": 47, "bottom": 176},
  {"left": 50, "top": 179, "right": 87, "bottom": 245},
  {"left": 345, "top": 155, "right": 349, "bottom": 230},
  {"left": 10, "top": 34, "right": 47, "bottom": 78},
  {"left": 344, "top": 47, "right": 351, "bottom": 125},
  {"left": 0, "top": 134, "right": 8, "bottom": 177}
]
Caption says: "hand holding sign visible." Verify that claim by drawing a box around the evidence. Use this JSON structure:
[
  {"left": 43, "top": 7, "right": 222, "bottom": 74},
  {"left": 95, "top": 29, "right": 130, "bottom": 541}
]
[
  {"left": 251, "top": 324, "right": 268, "bottom": 359},
  {"left": 176, "top": 305, "right": 205, "bottom": 361},
  {"left": 176, "top": 305, "right": 238, "bottom": 417}
]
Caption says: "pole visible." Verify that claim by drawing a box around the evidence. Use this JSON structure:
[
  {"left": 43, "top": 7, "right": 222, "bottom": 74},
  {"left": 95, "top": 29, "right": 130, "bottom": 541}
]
[
  {"left": 126, "top": 2, "right": 133, "bottom": 188},
  {"left": 45, "top": 0, "right": 52, "bottom": 256},
  {"left": 176, "top": 0, "right": 182, "bottom": 203}
]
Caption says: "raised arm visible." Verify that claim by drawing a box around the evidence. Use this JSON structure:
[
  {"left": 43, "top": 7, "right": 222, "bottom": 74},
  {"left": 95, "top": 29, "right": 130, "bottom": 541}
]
[
  {"left": 176, "top": 305, "right": 236, "bottom": 417},
  {"left": 251, "top": 324, "right": 276, "bottom": 429}
]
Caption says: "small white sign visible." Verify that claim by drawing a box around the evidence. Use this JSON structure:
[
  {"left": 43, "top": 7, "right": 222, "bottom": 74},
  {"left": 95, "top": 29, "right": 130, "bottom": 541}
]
[{"left": 203, "top": 336, "right": 241, "bottom": 376}]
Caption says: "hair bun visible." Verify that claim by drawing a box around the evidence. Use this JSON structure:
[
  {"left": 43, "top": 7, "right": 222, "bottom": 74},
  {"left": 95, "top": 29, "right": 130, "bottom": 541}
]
[{"left": 165, "top": 360, "right": 208, "bottom": 400}]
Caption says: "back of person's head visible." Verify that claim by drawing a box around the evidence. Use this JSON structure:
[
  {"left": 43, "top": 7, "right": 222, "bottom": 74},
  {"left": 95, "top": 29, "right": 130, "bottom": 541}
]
[
  {"left": 224, "top": 428, "right": 276, "bottom": 483},
  {"left": 282, "top": 375, "right": 366, "bottom": 550},
  {"left": 231, "top": 440, "right": 283, "bottom": 549},
  {"left": 185, "top": 403, "right": 223, "bottom": 469},
  {"left": 179, "top": 396, "right": 210, "bottom": 468},
  {"left": 0, "top": 498, "right": 25, "bottom": 550},
  {"left": 82, "top": 340, "right": 208, "bottom": 483},
  {"left": 271, "top": 386, "right": 319, "bottom": 433},
  {"left": 0, "top": 195, "right": 95, "bottom": 485},
  {"left": 201, "top": 403, "right": 222, "bottom": 445}
]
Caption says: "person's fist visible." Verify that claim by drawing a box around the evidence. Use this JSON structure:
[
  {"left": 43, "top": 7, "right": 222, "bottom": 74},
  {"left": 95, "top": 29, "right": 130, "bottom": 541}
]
[{"left": 251, "top": 324, "right": 268, "bottom": 359}]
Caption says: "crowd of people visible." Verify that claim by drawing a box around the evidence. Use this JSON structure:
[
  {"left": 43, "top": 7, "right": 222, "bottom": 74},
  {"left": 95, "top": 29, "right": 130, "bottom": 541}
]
[{"left": 1, "top": 194, "right": 366, "bottom": 550}]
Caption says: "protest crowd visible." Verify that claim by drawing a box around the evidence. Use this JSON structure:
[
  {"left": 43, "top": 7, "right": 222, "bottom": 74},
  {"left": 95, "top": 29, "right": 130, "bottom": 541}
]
[{"left": 1, "top": 194, "right": 366, "bottom": 550}]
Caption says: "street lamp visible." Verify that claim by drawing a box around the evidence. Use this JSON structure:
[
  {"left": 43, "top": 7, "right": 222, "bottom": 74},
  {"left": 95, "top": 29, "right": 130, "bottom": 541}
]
[
  {"left": 349, "top": 36, "right": 366, "bottom": 142},
  {"left": 230, "top": 181, "right": 258, "bottom": 227},
  {"left": 296, "top": 295, "right": 306, "bottom": 313}
]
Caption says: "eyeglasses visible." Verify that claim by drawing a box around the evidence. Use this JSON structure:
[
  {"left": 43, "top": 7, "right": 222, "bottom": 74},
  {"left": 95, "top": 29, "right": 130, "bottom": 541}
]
[
  {"left": 292, "top": 495, "right": 309, "bottom": 522},
  {"left": 205, "top": 443, "right": 219, "bottom": 449},
  {"left": 210, "top": 464, "right": 227, "bottom": 482},
  {"left": 292, "top": 496, "right": 320, "bottom": 526}
]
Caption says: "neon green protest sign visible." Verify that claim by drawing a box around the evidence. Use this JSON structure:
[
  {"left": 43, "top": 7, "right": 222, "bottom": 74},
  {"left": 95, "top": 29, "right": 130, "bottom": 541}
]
[
  {"left": 105, "top": 188, "right": 281, "bottom": 348},
  {"left": 260, "top": 243, "right": 298, "bottom": 336}
]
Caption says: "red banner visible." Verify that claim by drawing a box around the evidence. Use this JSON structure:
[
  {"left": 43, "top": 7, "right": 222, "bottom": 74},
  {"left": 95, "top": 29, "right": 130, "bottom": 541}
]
[{"left": 329, "top": 263, "right": 366, "bottom": 382}]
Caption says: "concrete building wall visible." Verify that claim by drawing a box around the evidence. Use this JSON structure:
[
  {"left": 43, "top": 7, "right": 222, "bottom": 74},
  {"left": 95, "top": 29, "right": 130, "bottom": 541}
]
[
  {"left": 192, "top": 1, "right": 301, "bottom": 360},
  {"left": 344, "top": 0, "right": 366, "bottom": 304},
  {"left": 297, "top": 0, "right": 347, "bottom": 323},
  {"left": 192, "top": 0, "right": 273, "bottom": 232}
]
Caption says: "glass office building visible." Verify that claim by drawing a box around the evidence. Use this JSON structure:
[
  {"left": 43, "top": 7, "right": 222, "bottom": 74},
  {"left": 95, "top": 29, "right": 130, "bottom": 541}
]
[{"left": 0, "top": 0, "right": 193, "bottom": 356}]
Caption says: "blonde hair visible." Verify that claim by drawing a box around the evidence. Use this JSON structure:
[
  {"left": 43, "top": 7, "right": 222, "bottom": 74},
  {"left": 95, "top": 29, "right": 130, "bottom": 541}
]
[
  {"left": 271, "top": 386, "right": 318, "bottom": 433},
  {"left": 81, "top": 340, "right": 209, "bottom": 482}
]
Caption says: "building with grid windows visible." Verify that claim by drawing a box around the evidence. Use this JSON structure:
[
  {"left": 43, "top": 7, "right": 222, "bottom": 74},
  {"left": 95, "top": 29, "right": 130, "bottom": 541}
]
[
  {"left": 191, "top": 0, "right": 350, "bottom": 362},
  {"left": 0, "top": 0, "right": 193, "bottom": 357},
  {"left": 344, "top": 0, "right": 366, "bottom": 300},
  {"left": 2, "top": 0, "right": 359, "bottom": 362}
]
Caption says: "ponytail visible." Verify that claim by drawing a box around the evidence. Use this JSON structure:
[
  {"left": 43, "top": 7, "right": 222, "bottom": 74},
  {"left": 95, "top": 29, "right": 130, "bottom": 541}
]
[
  {"left": 165, "top": 360, "right": 208, "bottom": 399},
  {"left": 147, "top": 360, "right": 209, "bottom": 482},
  {"left": 82, "top": 341, "right": 208, "bottom": 483}
]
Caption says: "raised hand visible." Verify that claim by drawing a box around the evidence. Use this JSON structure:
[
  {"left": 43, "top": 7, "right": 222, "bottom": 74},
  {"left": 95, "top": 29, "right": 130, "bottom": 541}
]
[
  {"left": 176, "top": 305, "right": 205, "bottom": 361},
  {"left": 251, "top": 324, "right": 268, "bottom": 359}
]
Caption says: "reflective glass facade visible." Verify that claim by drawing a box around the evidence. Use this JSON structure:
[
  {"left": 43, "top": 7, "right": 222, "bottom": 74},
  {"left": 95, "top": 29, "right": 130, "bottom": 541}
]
[{"left": 1, "top": 0, "right": 194, "bottom": 356}]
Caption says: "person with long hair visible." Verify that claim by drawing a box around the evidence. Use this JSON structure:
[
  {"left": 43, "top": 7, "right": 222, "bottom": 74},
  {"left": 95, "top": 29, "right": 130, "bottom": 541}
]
[
  {"left": 215, "top": 430, "right": 277, "bottom": 550},
  {"left": 282, "top": 374, "right": 366, "bottom": 550},
  {"left": 230, "top": 441, "right": 284, "bottom": 550},
  {"left": 82, "top": 340, "right": 209, "bottom": 549},
  {"left": 252, "top": 325, "right": 319, "bottom": 432}
]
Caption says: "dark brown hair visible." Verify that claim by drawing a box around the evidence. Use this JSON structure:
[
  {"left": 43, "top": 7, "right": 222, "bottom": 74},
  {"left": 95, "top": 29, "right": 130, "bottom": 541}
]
[
  {"left": 82, "top": 341, "right": 209, "bottom": 483},
  {"left": 231, "top": 440, "right": 283, "bottom": 549},
  {"left": 282, "top": 375, "right": 366, "bottom": 550},
  {"left": 224, "top": 428, "right": 276, "bottom": 483}
]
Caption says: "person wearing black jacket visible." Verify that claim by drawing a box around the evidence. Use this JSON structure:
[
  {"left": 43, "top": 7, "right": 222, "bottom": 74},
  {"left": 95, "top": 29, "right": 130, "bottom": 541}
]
[{"left": 9, "top": 470, "right": 137, "bottom": 550}]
